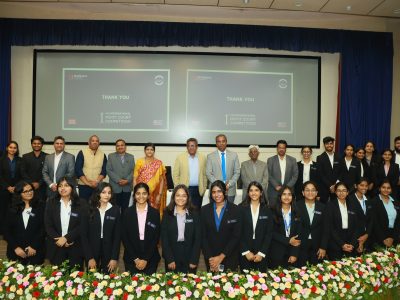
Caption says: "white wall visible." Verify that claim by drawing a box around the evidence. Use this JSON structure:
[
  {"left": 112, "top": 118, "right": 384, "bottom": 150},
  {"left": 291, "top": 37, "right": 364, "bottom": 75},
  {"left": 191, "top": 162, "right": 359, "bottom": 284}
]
[{"left": 11, "top": 45, "right": 339, "bottom": 165}]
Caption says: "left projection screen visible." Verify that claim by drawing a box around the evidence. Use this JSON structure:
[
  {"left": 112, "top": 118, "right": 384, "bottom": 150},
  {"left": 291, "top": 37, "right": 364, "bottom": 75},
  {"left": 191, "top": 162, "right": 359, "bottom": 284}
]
[{"left": 34, "top": 50, "right": 320, "bottom": 146}]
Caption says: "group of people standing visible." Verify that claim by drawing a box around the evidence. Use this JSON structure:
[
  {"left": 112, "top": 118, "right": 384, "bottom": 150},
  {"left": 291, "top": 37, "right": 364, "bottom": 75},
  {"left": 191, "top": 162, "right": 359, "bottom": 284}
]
[{"left": 0, "top": 133, "right": 399, "bottom": 274}]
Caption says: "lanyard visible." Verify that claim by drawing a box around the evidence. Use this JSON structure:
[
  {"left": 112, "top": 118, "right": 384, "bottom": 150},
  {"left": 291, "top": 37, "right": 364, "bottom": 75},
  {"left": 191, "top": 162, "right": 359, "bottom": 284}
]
[{"left": 282, "top": 210, "right": 291, "bottom": 237}]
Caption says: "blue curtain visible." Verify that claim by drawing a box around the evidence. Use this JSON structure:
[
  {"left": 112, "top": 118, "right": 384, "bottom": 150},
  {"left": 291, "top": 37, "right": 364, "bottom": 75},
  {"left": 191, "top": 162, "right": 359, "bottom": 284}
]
[{"left": 0, "top": 19, "right": 393, "bottom": 152}]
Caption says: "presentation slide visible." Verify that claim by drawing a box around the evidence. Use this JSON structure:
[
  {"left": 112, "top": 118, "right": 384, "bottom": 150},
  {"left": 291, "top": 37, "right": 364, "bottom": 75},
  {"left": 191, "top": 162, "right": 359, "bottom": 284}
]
[
  {"left": 187, "top": 70, "right": 292, "bottom": 132},
  {"left": 34, "top": 51, "right": 320, "bottom": 146},
  {"left": 63, "top": 69, "right": 169, "bottom": 130}
]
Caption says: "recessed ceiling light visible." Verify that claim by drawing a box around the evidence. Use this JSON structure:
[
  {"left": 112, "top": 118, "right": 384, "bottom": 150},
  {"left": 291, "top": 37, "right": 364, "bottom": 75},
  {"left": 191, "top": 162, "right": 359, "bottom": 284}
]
[
  {"left": 394, "top": 8, "right": 400, "bottom": 14},
  {"left": 346, "top": 5, "right": 352, "bottom": 11},
  {"left": 243, "top": 0, "right": 249, "bottom": 4},
  {"left": 295, "top": 1, "right": 302, "bottom": 7}
]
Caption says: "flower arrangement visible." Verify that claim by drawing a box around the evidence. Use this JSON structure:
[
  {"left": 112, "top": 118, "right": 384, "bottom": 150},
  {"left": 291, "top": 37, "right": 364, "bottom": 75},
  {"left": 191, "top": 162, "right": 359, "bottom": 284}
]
[{"left": 1, "top": 247, "right": 400, "bottom": 299}]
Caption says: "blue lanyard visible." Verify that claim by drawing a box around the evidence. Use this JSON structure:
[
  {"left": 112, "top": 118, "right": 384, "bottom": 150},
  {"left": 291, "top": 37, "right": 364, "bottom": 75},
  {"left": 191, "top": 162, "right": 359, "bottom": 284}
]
[{"left": 282, "top": 210, "right": 291, "bottom": 237}]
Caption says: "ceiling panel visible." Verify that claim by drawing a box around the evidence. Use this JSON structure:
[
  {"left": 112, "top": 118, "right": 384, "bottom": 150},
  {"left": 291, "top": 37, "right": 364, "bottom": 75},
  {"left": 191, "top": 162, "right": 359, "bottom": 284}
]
[
  {"left": 271, "top": 0, "right": 328, "bottom": 12},
  {"left": 218, "top": 0, "right": 274, "bottom": 9},
  {"left": 320, "top": 0, "right": 384, "bottom": 15},
  {"left": 369, "top": 0, "right": 400, "bottom": 17}
]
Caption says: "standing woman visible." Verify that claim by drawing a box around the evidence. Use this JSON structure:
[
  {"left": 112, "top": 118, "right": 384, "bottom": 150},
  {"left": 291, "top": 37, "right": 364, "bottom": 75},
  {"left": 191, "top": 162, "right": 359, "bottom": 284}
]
[
  {"left": 81, "top": 182, "right": 121, "bottom": 273},
  {"left": 201, "top": 180, "right": 241, "bottom": 272},
  {"left": 348, "top": 178, "right": 374, "bottom": 253},
  {"left": 364, "top": 141, "right": 380, "bottom": 168},
  {"left": 240, "top": 181, "right": 273, "bottom": 272},
  {"left": 268, "top": 186, "right": 301, "bottom": 269},
  {"left": 133, "top": 143, "right": 167, "bottom": 216},
  {"left": 370, "top": 180, "right": 400, "bottom": 249},
  {"left": 161, "top": 184, "right": 201, "bottom": 273},
  {"left": 372, "top": 149, "right": 400, "bottom": 197},
  {"left": 4, "top": 181, "right": 45, "bottom": 265},
  {"left": 297, "top": 181, "right": 328, "bottom": 266},
  {"left": 294, "top": 146, "right": 319, "bottom": 201},
  {"left": 0, "top": 141, "right": 22, "bottom": 234},
  {"left": 122, "top": 183, "right": 160, "bottom": 275},
  {"left": 44, "top": 176, "right": 87, "bottom": 269},
  {"left": 338, "top": 144, "right": 361, "bottom": 193},
  {"left": 326, "top": 182, "right": 359, "bottom": 260},
  {"left": 355, "top": 148, "right": 373, "bottom": 192}
]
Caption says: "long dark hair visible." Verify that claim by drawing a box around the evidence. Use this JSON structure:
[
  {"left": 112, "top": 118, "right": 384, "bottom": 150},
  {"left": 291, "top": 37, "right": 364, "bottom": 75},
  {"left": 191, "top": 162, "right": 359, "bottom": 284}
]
[
  {"left": 166, "top": 184, "right": 193, "bottom": 216},
  {"left": 133, "top": 182, "right": 150, "bottom": 204},
  {"left": 272, "top": 186, "right": 297, "bottom": 222},
  {"left": 52, "top": 176, "right": 80, "bottom": 207},
  {"left": 10, "top": 181, "right": 40, "bottom": 213},
  {"left": 209, "top": 180, "right": 227, "bottom": 203},
  {"left": 89, "top": 182, "right": 115, "bottom": 220},
  {"left": 6, "top": 140, "right": 20, "bottom": 157},
  {"left": 241, "top": 181, "right": 266, "bottom": 206}
]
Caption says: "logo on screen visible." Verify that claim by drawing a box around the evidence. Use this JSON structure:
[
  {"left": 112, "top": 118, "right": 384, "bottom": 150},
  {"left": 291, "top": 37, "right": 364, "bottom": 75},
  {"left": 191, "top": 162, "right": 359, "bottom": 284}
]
[
  {"left": 278, "top": 79, "right": 288, "bottom": 89},
  {"left": 154, "top": 75, "right": 164, "bottom": 86},
  {"left": 67, "top": 74, "right": 88, "bottom": 80}
]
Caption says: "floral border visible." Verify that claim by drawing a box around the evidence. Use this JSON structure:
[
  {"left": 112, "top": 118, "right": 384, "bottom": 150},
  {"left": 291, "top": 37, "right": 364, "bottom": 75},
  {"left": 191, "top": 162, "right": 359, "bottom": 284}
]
[{"left": 1, "top": 247, "right": 400, "bottom": 299}]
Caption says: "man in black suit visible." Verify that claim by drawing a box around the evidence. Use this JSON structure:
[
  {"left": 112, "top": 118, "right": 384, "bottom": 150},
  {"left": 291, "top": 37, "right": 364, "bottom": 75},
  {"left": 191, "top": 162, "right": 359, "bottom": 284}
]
[{"left": 316, "top": 136, "right": 340, "bottom": 203}]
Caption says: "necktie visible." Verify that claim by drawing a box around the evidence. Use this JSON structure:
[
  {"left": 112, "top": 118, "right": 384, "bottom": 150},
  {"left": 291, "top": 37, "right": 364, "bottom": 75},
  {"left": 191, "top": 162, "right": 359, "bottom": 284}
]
[
  {"left": 221, "top": 152, "right": 226, "bottom": 182},
  {"left": 362, "top": 200, "right": 366, "bottom": 215}
]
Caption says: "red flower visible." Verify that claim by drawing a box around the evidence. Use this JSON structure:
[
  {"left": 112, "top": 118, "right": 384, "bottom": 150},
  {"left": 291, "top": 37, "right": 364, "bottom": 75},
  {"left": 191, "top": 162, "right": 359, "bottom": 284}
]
[
  {"left": 331, "top": 261, "right": 337, "bottom": 265},
  {"left": 54, "top": 290, "right": 59, "bottom": 297},
  {"left": 106, "top": 288, "right": 113, "bottom": 296},
  {"left": 32, "top": 283, "right": 38, "bottom": 288},
  {"left": 110, "top": 273, "right": 116, "bottom": 279},
  {"left": 283, "top": 288, "right": 290, "bottom": 295},
  {"left": 345, "top": 283, "right": 351, "bottom": 289},
  {"left": 234, "top": 284, "right": 240, "bottom": 289},
  {"left": 78, "top": 271, "right": 84, "bottom": 277},
  {"left": 311, "top": 286, "right": 317, "bottom": 293},
  {"left": 317, "top": 275, "right": 323, "bottom": 282},
  {"left": 389, "top": 252, "right": 394, "bottom": 257},
  {"left": 264, "top": 288, "right": 270, "bottom": 294},
  {"left": 252, "top": 286, "right": 258, "bottom": 292},
  {"left": 32, "top": 291, "right": 41, "bottom": 298},
  {"left": 357, "top": 258, "right": 363, "bottom": 263},
  {"left": 374, "top": 285, "right": 380, "bottom": 292},
  {"left": 331, "top": 270, "right": 337, "bottom": 276},
  {"left": 167, "top": 280, "right": 173, "bottom": 286},
  {"left": 252, "top": 275, "right": 259, "bottom": 281},
  {"left": 29, "top": 272, "right": 35, "bottom": 278},
  {"left": 132, "top": 276, "right": 139, "bottom": 281},
  {"left": 176, "top": 292, "right": 181, "bottom": 299},
  {"left": 18, "top": 284, "right": 23, "bottom": 289},
  {"left": 358, "top": 271, "right": 363, "bottom": 276},
  {"left": 92, "top": 281, "right": 99, "bottom": 287},
  {"left": 215, "top": 287, "right": 221, "bottom": 293},
  {"left": 6, "top": 287, "right": 10, "bottom": 292},
  {"left": 145, "top": 285, "right": 152, "bottom": 291},
  {"left": 279, "top": 272, "right": 285, "bottom": 278},
  {"left": 194, "top": 278, "right": 201, "bottom": 283},
  {"left": 384, "top": 277, "right": 389, "bottom": 283},
  {"left": 123, "top": 293, "right": 128, "bottom": 300},
  {"left": 376, "top": 264, "right": 382, "bottom": 270},
  {"left": 51, "top": 271, "right": 59, "bottom": 276},
  {"left": 241, "top": 296, "right": 248, "bottom": 300}
]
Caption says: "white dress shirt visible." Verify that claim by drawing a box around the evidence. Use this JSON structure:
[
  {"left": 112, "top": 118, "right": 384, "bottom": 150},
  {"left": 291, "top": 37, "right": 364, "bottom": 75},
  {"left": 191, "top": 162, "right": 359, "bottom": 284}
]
[
  {"left": 337, "top": 199, "right": 348, "bottom": 229},
  {"left": 99, "top": 202, "right": 113, "bottom": 238},
  {"left": 301, "top": 160, "right": 313, "bottom": 183},
  {"left": 279, "top": 155, "right": 287, "bottom": 184},
  {"left": 53, "top": 152, "right": 63, "bottom": 184},
  {"left": 345, "top": 158, "right": 352, "bottom": 170},
  {"left": 327, "top": 152, "right": 334, "bottom": 168},
  {"left": 22, "top": 207, "right": 32, "bottom": 229},
  {"left": 60, "top": 199, "right": 72, "bottom": 236}
]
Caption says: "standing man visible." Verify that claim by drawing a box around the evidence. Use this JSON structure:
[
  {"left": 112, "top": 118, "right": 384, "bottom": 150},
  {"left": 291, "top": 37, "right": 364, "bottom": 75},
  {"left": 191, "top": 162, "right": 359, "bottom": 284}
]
[
  {"left": 75, "top": 135, "right": 107, "bottom": 201},
  {"left": 173, "top": 137, "right": 207, "bottom": 209},
  {"left": 267, "top": 140, "right": 298, "bottom": 207},
  {"left": 106, "top": 139, "right": 135, "bottom": 213},
  {"left": 42, "top": 136, "right": 75, "bottom": 198},
  {"left": 392, "top": 136, "right": 400, "bottom": 199},
  {"left": 240, "top": 145, "right": 268, "bottom": 200},
  {"left": 316, "top": 136, "right": 340, "bottom": 203},
  {"left": 21, "top": 136, "right": 48, "bottom": 200},
  {"left": 206, "top": 134, "right": 240, "bottom": 203}
]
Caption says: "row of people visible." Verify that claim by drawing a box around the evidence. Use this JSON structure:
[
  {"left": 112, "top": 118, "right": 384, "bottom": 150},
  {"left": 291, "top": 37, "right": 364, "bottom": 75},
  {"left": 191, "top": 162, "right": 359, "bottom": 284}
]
[{"left": 3, "top": 176, "right": 399, "bottom": 274}]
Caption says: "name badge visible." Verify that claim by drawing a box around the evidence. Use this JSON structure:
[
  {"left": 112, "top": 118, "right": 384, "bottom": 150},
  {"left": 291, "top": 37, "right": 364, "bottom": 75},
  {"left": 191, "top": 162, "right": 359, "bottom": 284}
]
[
  {"left": 314, "top": 211, "right": 322, "bottom": 215},
  {"left": 367, "top": 205, "right": 372, "bottom": 209},
  {"left": 70, "top": 212, "right": 78, "bottom": 217},
  {"left": 334, "top": 161, "right": 339, "bottom": 165},
  {"left": 106, "top": 216, "right": 115, "bottom": 221},
  {"left": 147, "top": 221, "right": 156, "bottom": 228},
  {"left": 27, "top": 211, "right": 35, "bottom": 217},
  {"left": 311, "top": 166, "right": 317, "bottom": 171},
  {"left": 348, "top": 210, "right": 355, "bottom": 215},
  {"left": 227, "top": 219, "right": 237, "bottom": 224},
  {"left": 185, "top": 219, "right": 193, "bottom": 223},
  {"left": 350, "top": 165, "right": 356, "bottom": 168},
  {"left": 259, "top": 215, "right": 268, "bottom": 220}
]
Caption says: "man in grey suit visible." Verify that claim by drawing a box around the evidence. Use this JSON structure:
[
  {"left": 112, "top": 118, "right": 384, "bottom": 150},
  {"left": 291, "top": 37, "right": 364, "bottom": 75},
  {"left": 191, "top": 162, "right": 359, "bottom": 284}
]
[
  {"left": 267, "top": 140, "right": 298, "bottom": 207},
  {"left": 240, "top": 145, "right": 268, "bottom": 200},
  {"left": 206, "top": 134, "right": 240, "bottom": 202},
  {"left": 42, "top": 136, "right": 76, "bottom": 198},
  {"left": 106, "top": 139, "right": 135, "bottom": 212}
]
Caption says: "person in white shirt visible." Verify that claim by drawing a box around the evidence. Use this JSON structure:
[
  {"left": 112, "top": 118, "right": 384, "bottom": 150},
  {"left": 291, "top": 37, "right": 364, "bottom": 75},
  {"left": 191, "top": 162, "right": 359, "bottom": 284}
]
[{"left": 294, "top": 146, "right": 319, "bottom": 201}]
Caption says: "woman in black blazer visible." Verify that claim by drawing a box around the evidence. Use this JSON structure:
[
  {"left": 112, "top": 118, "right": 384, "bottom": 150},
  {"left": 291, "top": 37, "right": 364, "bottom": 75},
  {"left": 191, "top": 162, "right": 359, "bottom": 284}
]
[
  {"left": 364, "top": 141, "right": 381, "bottom": 168},
  {"left": 348, "top": 177, "right": 374, "bottom": 253},
  {"left": 338, "top": 144, "right": 361, "bottom": 194},
  {"left": 201, "top": 180, "right": 241, "bottom": 272},
  {"left": 355, "top": 148, "right": 373, "bottom": 191},
  {"left": 4, "top": 181, "right": 45, "bottom": 265},
  {"left": 239, "top": 181, "right": 273, "bottom": 272},
  {"left": 81, "top": 182, "right": 121, "bottom": 273},
  {"left": 161, "top": 184, "right": 201, "bottom": 273},
  {"left": 122, "top": 182, "right": 160, "bottom": 275},
  {"left": 44, "top": 176, "right": 87, "bottom": 270},
  {"left": 372, "top": 149, "right": 400, "bottom": 197},
  {"left": 326, "top": 182, "right": 359, "bottom": 261},
  {"left": 294, "top": 146, "right": 319, "bottom": 201},
  {"left": 0, "top": 141, "right": 23, "bottom": 234},
  {"left": 370, "top": 179, "right": 400, "bottom": 249},
  {"left": 268, "top": 186, "right": 301, "bottom": 269},
  {"left": 297, "top": 181, "right": 328, "bottom": 267}
]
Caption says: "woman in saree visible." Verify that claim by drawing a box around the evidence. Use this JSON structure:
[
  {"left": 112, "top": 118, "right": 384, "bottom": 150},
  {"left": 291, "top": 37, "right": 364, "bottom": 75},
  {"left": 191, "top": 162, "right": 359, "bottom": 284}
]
[{"left": 133, "top": 143, "right": 167, "bottom": 216}]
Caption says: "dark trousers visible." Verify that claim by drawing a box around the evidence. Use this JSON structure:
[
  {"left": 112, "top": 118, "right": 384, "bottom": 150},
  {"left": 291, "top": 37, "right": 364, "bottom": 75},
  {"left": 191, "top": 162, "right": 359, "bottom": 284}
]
[
  {"left": 328, "top": 229, "right": 357, "bottom": 261},
  {"left": 0, "top": 190, "right": 11, "bottom": 235},
  {"left": 188, "top": 186, "right": 202, "bottom": 209},
  {"left": 298, "top": 239, "right": 321, "bottom": 267},
  {"left": 78, "top": 185, "right": 95, "bottom": 201},
  {"left": 240, "top": 248, "right": 267, "bottom": 272},
  {"left": 88, "top": 239, "right": 111, "bottom": 274},
  {"left": 165, "top": 242, "right": 197, "bottom": 274},
  {"left": 50, "top": 245, "right": 84, "bottom": 270},
  {"left": 115, "top": 192, "right": 131, "bottom": 214},
  {"left": 124, "top": 241, "right": 160, "bottom": 275}
]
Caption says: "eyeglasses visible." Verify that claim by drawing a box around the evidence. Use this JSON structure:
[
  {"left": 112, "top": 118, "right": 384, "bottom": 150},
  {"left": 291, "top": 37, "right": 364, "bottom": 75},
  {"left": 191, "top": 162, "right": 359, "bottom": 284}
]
[
  {"left": 336, "top": 189, "right": 348, "bottom": 193},
  {"left": 21, "top": 189, "right": 33, "bottom": 194}
]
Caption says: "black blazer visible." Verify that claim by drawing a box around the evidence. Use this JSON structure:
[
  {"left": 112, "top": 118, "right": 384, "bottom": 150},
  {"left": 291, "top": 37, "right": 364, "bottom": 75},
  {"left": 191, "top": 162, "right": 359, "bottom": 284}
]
[
  {"left": 294, "top": 161, "right": 319, "bottom": 199},
  {"left": 372, "top": 162, "right": 400, "bottom": 197},
  {"left": 359, "top": 159, "right": 372, "bottom": 182},
  {"left": 4, "top": 205, "right": 45, "bottom": 261},
  {"left": 44, "top": 197, "right": 87, "bottom": 262},
  {"left": 122, "top": 205, "right": 160, "bottom": 263},
  {"left": 316, "top": 152, "right": 340, "bottom": 201},
  {"left": 337, "top": 158, "right": 361, "bottom": 191},
  {"left": 161, "top": 209, "right": 201, "bottom": 266},
  {"left": 240, "top": 203, "right": 273, "bottom": 256},
  {"left": 270, "top": 207, "right": 302, "bottom": 260},
  {"left": 297, "top": 200, "right": 328, "bottom": 250},
  {"left": 326, "top": 198, "right": 359, "bottom": 252},
  {"left": 370, "top": 196, "right": 400, "bottom": 246},
  {"left": 81, "top": 205, "right": 121, "bottom": 262},
  {"left": 201, "top": 201, "right": 241, "bottom": 271},
  {"left": 348, "top": 193, "right": 374, "bottom": 239},
  {"left": 0, "top": 156, "right": 23, "bottom": 190}
]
